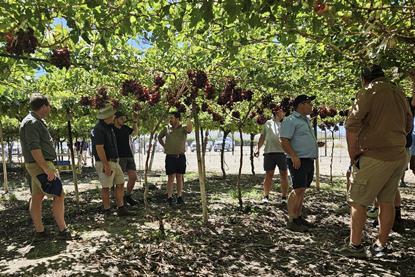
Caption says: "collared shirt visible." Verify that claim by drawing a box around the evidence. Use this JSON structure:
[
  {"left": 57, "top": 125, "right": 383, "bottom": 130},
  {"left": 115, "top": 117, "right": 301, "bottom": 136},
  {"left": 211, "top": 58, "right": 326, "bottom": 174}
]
[
  {"left": 261, "top": 119, "right": 284, "bottom": 153},
  {"left": 158, "top": 124, "right": 189, "bottom": 155},
  {"left": 92, "top": 120, "right": 119, "bottom": 161},
  {"left": 280, "top": 111, "right": 317, "bottom": 159},
  {"left": 113, "top": 125, "right": 133, "bottom": 158},
  {"left": 19, "top": 111, "right": 57, "bottom": 163},
  {"left": 346, "top": 77, "right": 413, "bottom": 161}
]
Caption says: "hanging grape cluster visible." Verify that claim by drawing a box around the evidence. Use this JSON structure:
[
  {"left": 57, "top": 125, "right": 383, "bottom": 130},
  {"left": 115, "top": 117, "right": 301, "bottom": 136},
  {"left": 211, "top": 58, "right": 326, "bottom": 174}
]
[
  {"left": 50, "top": 47, "right": 71, "bottom": 69},
  {"left": 5, "top": 28, "right": 38, "bottom": 55}
]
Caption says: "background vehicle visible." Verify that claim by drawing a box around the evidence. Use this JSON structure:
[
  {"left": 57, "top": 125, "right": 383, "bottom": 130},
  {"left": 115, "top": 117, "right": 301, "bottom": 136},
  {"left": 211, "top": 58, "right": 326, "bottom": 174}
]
[
  {"left": 190, "top": 141, "right": 213, "bottom": 152},
  {"left": 213, "top": 137, "right": 233, "bottom": 152}
]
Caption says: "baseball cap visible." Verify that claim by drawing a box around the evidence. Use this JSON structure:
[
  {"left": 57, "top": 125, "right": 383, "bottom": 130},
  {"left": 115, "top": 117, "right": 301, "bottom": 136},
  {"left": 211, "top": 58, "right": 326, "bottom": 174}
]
[{"left": 292, "top": 95, "right": 316, "bottom": 108}]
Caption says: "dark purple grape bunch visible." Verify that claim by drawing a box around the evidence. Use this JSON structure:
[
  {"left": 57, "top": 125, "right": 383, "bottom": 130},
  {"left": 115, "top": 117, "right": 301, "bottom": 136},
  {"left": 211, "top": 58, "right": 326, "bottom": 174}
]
[
  {"left": 188, "top": 70, "right": 208, "bottom": 89},
  {"left": 50, "top": 47, "right": 71, "bottom": 69},
  {"left": 5, "top": 28, "right": 38, "bottom": 55}
]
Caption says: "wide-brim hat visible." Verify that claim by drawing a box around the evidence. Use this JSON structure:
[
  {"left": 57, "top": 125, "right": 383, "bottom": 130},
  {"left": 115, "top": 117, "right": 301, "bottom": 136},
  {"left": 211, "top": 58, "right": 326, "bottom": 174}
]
[
  {"left": 97, "top": 104, "right": 116, "bottom": 119},
  {"left": 292, "top": 95, "right": 316, "bottom": 108}
]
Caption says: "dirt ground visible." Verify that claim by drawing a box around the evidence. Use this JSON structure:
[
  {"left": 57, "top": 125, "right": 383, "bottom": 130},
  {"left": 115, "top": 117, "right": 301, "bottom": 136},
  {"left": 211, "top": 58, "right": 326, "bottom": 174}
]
[{"left": 0, "top": 138, "right": 414, "bottom": 276}]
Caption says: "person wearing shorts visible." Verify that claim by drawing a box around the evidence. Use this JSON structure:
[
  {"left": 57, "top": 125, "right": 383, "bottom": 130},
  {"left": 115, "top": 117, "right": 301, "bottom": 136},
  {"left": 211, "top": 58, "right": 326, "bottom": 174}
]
[
  {"left": 113, "top": 111, "right": 139, "bottom": 206},
  {"left": 20, "top": 93, "right": 71, "bottom": 239},
  {"left": 158, "top": 111, "right": 192, "bottom": 206},
  {"left": 280, "top": 94, "right": 320, "bottom": 232},
  {"left": 342, "top": 65, "right": 412, "bottom": 258},
  {"left": 254, "top": 105, "right": 289, "bottom": 204},
  {"left": 92, "top": 104, "right": 129, "bottom": 216}
]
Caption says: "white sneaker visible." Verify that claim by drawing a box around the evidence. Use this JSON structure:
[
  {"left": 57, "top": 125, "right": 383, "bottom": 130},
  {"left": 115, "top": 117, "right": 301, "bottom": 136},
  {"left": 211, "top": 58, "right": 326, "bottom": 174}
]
[
  {"left": 262, "top": 196, "right": 270, "bottom": 204},
  {"left": 281, "top": 197, "right": 288, "bottom": 205}
]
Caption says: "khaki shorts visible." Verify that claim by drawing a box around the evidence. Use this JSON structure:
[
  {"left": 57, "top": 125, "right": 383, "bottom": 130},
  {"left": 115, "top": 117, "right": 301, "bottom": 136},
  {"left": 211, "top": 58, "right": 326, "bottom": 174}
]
[
  {"left": 25, "top": 162, "right": 63, "bottom": 197},
  {"left": 348, "top": 155, "right": 407, "bottom": 206},
  {"left": 95, "top": 160, "right": 124, "bottom": 188}
]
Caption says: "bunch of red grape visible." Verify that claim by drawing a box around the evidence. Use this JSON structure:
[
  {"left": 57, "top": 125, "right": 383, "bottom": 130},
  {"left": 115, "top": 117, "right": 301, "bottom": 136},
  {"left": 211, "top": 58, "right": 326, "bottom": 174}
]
[
  {"left": 231, "top": 87, "right": 243, "bottom": 103},
  {"left": 154, "top": 75, "right": 165, "bottom": 87},
  {"left": 318, "top": 107, "right": 328, "bottom": 119},
  {"left": 188, "top": 70, "right": 208, "bottom": 89},
  {"left": 121, "top": 79, "right": 143, "bottom": 96},
  {"left": 280, "top": 97, "right": 292, "bottom": 113},
  {"left": 261, "top": 94, "right": 273, "bottom": 109},
  {"left": 212, "top": 112, "right": 224, "bottom": 124},
  {"left": 232, "top": 111, "right": 241, "bottom": 119},
  {"left": 201, "top": 102, "right": 209, "bottom": 112},
  {"left": 204, "top": 83, "right": 216, "bottom": 100},
  {"left": 242, "top": 89, "right": 253, "bottom": 101},
  {"left": 175, "top": 103, "right": 187, "bottom": 113},
  {"left": 327, "top": 108, "right": 337, "bottom": 117},
  {"left": 339, "top": 110, "right": 349, "bottom": 117},
  {"left": 50, "top": 47, "right": 71, "bottom": 69},
  {"left": 91, "top": 87, "right": 110, "bottom": 109},
  {"left": 5, "top": 28, "right": 38, "bottom": 55},
  {"left": 256, "top": 114, "right": 268, "bottom": 125},
  {"left": 311, "top": 107, "right": 319, "bottom": 117},
  {"left": 148, "top": 91, "right": 161, "bottom": 106},
  {"left": 133, "top": 102, "right": 142, "bottom": 111},
  {"left": 217, "top": 80, "right": 235, "bottom": 105},
  {"left": 79, "top": 96, "right": 92, "bottom": 107}
]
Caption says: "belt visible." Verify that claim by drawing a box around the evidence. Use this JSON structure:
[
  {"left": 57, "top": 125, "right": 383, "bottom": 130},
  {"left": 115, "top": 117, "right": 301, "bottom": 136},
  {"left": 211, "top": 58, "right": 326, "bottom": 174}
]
[{"left": 166, "top": 154, "right": 185, "bottom": 158}]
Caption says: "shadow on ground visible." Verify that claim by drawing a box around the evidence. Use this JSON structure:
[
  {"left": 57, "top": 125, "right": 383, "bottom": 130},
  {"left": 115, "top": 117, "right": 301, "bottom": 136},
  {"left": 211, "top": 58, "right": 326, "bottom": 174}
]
[{"left": 0, "top": 172, "right": 414, "bottom": 276}]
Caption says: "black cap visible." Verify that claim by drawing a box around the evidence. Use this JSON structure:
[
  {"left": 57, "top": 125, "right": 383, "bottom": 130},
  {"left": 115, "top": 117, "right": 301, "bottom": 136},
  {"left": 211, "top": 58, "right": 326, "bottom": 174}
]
[
  {"left": 292, "top": 95, "right": 316, "bottom": 108},
  {"left": 114, "top": 111, "right": 126, "bottom": 118}
]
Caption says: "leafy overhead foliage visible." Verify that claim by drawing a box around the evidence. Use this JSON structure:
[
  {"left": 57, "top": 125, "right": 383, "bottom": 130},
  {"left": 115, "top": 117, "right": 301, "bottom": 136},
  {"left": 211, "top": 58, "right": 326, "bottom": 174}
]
[{"left": 0, "top": 0, "right": 414, "bottom": 140}]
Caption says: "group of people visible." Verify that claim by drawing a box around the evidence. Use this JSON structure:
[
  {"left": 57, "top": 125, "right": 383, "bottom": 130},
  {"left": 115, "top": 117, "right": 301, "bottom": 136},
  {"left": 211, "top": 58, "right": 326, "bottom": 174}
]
[{"left": 19, "top": 64, "right": 412, "bottom": 259}]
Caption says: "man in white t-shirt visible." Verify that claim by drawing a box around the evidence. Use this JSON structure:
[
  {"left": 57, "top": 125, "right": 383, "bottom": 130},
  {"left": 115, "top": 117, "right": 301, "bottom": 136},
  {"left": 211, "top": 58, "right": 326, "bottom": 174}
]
[{"left": 255, "top": 107, "right": 289, "bottom": 204}]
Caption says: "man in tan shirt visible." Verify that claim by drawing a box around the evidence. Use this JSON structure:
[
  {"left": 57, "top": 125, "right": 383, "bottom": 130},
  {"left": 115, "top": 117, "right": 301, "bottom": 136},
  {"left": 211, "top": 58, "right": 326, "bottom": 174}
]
[
  {"left": 158, "top": 112, "right": 192, "bottom": 206},
  {"left": 340, "top": 65, "right": 412, "bottom": 258}
]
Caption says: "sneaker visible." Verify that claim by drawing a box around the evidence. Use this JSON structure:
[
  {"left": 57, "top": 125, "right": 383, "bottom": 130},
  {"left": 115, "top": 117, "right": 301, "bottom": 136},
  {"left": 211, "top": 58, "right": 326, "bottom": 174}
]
[
  {"left": 372, "top": 218, "right": 379, "bottom": 228},
  {"left": 57, "top": 228, "right": 73, "bottom": 240},
  {"left": 367, "top": 207, "right": 378, "bottom": 219},
  {"left": 371, "top": 242, "right": 391, "bottom": 258},
  {"left": 34, "top": 229, "right": 50, "bottom": 241},
  {"left": 286, "top": 218, "right": 308, "bottom": 232},
  {"left": 177, "top": 196, "right": 185, "bottom": 205},
  {"left": 336, "top": 244, "right": 368, "bottom": 258},
  {"left": 298, "top": 215, "right": 314, "bottom": 228},
  {"left": 167, "top": 197, "right": 174, "bottom": 206},
  {"left": 281, "top": 196, "right": 287, "bottom": 205},
  {"left": 124, "top": 194, "right": 138, "bottom": 206},
  {"left": 392, "top": 219, "right": 405, "bottom": 233},
  {"left": 262, "top": 195, "right": 270, "bottom": 204},
  {"left": 117, "top": 206, "right": 130, "bottom": 217},
  {"left": 102, "top": 208, "right": 112, "bottom": 216}
]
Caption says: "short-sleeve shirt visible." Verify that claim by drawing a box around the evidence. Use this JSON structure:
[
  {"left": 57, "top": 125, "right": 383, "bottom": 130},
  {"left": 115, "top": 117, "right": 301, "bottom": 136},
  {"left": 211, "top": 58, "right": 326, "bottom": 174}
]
[
  {"left": 19, "top": 112, "right": 57, "bottom": 163},
  {"left": 113, "top": 125, "right": 133, "bottom": 158},
  {"left": 158, "top": 125, "right": 189, "bottom": 155},
  {"left": 280, "top": 111, "right": 317, "bottom": 159},
  {"left": 92, "top": 120, "right": 119, "bottom": 161},
  {"left": 261, "top": 119, "right": 284, "bottom": 153}
]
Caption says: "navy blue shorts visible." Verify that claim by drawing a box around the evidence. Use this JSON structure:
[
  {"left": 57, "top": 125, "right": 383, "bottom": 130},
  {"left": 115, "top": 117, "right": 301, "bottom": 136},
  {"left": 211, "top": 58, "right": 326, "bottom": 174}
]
[
  {"left": 263, "top": 152, "right": 288, "bottom": 172},
  {"left": 287, "top": 158, "right": 314, "bottom": 189},
  {"left": 165, "top": 154, "right": 186, "bottom": 175}
]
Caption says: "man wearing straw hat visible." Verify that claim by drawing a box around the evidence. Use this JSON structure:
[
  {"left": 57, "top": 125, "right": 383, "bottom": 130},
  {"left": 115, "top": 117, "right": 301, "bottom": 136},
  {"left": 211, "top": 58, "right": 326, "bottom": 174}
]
[{"left": 92, "top": 104, "right": 130, "bottom": 216}]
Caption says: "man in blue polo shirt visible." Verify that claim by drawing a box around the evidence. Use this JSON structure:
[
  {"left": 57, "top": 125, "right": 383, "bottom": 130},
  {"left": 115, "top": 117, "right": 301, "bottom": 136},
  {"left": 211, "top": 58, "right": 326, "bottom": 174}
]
[{"left": 280, "top": 95, "right": 321, "bottom": 232}]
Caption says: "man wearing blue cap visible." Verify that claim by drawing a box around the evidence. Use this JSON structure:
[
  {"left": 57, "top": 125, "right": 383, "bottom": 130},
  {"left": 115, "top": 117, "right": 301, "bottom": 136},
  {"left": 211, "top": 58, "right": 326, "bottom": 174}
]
[{"left": 280, "top": 94, "right": 320, "bottom": 232}]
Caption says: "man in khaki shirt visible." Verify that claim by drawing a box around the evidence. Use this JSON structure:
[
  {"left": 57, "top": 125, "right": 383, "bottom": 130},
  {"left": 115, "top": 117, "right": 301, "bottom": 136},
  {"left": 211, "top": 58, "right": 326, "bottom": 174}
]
[
  {"left": 341, "top": 65, "right": 412, "bottom": 258},
  {"left": 158, "top": 112, "right": 192, "bottom": 206}
]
